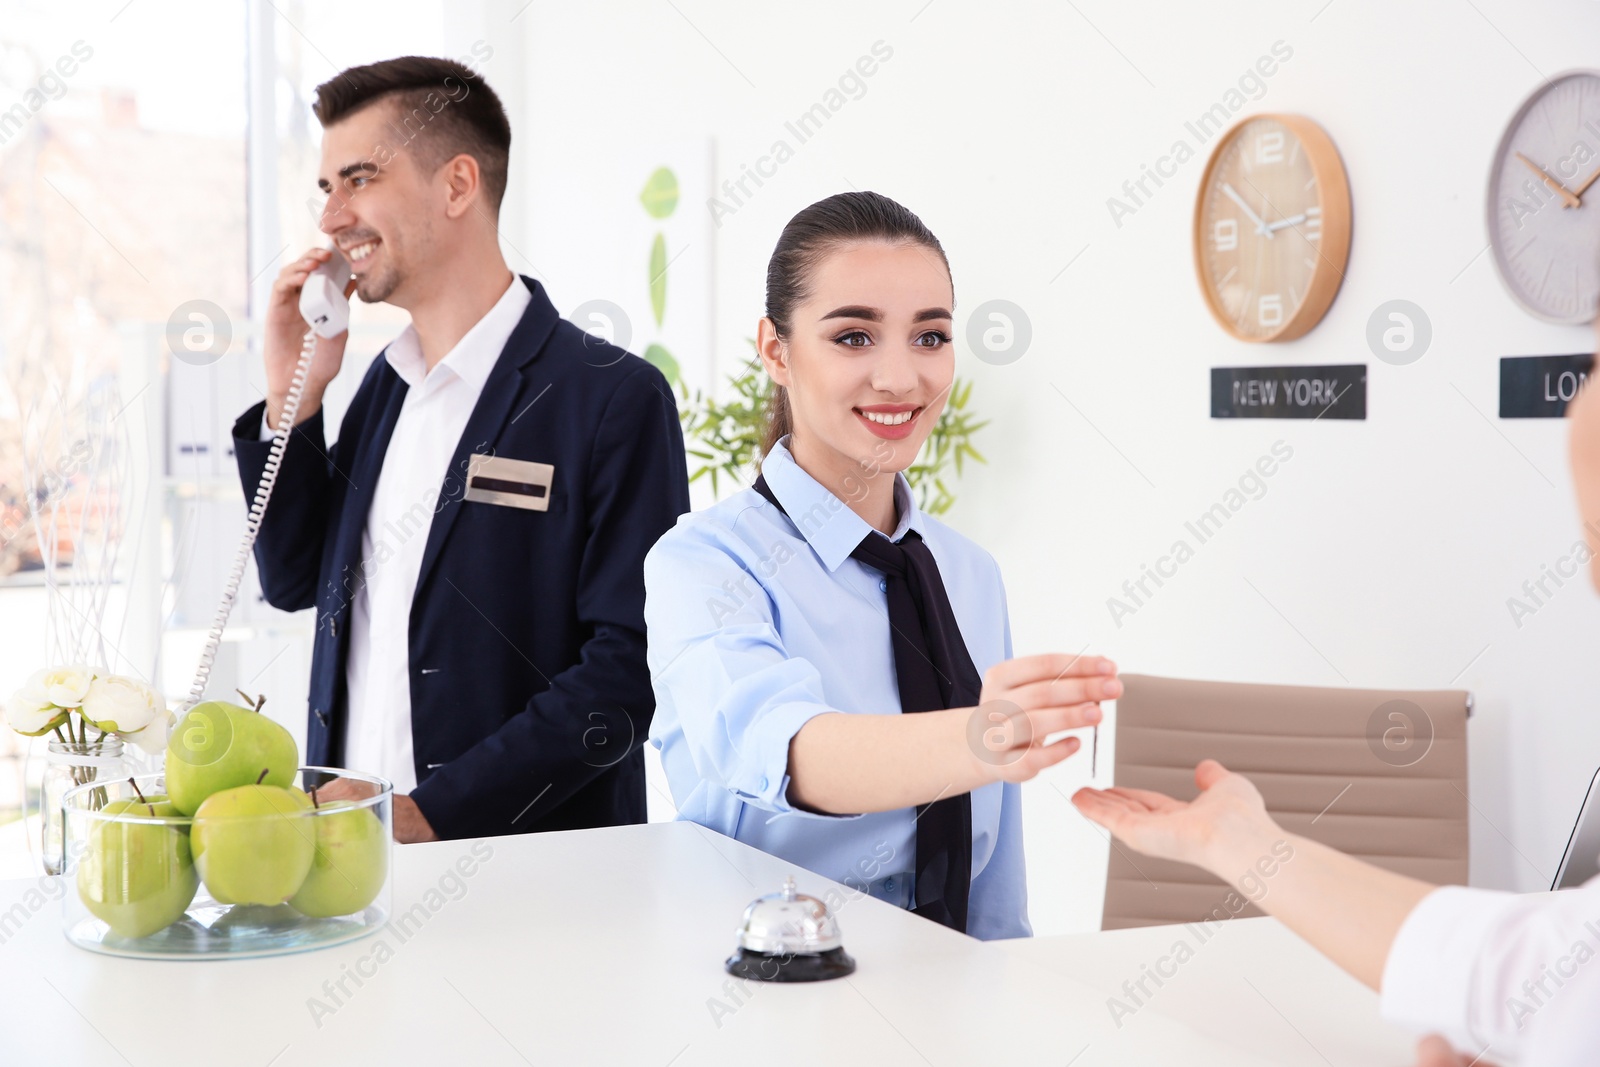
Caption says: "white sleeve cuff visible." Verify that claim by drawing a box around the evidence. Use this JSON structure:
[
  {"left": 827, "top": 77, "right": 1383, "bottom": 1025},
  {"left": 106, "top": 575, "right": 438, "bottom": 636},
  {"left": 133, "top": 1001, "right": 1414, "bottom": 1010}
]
[{"left": 1379, "top": 884, "right": 1521, "bottom": 1051}]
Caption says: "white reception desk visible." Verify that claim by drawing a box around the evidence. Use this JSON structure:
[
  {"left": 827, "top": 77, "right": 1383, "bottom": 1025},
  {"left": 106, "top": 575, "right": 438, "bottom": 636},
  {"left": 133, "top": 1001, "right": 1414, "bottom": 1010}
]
[{"left": 0, "top": 821, "right": 1416, "bottom": 1066}]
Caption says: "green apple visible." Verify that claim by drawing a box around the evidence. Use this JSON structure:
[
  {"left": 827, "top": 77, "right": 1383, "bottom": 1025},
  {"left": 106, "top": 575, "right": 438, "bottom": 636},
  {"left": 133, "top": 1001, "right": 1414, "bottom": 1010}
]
[
  {"left": 76, "top": 797, "right": 198, "bottom": 939},
  {"left": 165, "top": 693, "right": 298, "bottom": 815},
  {"left": 289, "top": 800, "right": 387, "bottom": 917},
  {"left": 191, "top": 780, "right": 316, "bottom": 905}
]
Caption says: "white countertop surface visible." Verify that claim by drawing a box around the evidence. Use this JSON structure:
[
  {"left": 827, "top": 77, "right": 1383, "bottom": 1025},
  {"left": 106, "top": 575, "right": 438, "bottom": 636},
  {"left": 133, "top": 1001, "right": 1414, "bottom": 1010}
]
[
  {"left": 0, "top": 821, "right": 1416, "bottom": 1066},
  {"left": 997, "top": 912, "right": 1419, "bottom": 1066}
]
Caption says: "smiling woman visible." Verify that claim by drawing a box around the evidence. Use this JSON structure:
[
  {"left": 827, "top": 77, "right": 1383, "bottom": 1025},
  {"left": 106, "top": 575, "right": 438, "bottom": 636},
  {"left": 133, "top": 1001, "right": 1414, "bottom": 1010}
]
[{"left": 644, "top": 191, "right": 1121, "bottom": 944}]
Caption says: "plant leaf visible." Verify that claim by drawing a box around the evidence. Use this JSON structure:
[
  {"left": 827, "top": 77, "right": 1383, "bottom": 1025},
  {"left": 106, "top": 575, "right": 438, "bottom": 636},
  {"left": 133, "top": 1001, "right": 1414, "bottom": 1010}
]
[
  {"left": 639, "top": 166, "right": 679, "bottom": 219},
  {"left": 648, "top": 234, "right": 668, "bottom": 328}
]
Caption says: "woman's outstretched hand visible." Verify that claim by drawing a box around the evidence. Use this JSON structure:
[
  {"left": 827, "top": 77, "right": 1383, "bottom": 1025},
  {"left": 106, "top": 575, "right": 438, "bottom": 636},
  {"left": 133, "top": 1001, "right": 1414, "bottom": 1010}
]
[{"left": 1070, "top": 758, "right": 1277, "bottom": 873}]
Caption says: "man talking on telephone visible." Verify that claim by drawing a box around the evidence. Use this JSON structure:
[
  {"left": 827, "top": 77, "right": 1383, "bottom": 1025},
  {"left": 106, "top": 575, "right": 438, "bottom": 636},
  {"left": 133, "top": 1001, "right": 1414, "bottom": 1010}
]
[{"left": 230, "top": 56, "right": 689, "bottom": 843}]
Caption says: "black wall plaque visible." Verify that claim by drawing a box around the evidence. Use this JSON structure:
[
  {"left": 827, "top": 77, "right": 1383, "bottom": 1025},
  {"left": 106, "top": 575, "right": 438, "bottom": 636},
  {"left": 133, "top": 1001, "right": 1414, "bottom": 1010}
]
[
  {"left": 1210, "top": 364, "right": 1367, "bottom": 420},
  {"left": 1499, "top": 354, "right": 1594, "bottom": 418}
]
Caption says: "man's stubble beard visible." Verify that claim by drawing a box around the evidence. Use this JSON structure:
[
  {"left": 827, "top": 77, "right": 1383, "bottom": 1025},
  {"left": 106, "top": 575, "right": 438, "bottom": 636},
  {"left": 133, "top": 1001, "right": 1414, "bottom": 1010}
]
[{"left": 355, "top": 260, "right": 401, "bottom": 304}]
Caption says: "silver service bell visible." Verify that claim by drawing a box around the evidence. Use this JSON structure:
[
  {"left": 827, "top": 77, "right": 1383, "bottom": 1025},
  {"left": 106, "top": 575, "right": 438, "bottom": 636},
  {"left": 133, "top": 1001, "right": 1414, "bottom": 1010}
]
[{"left": 725, "top": 875, "right": 856, "bottom": 982}]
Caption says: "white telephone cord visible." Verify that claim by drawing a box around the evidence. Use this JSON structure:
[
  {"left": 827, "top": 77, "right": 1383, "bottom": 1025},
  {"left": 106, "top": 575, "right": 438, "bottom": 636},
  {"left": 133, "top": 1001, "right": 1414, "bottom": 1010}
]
[{"left": 182, "top": 328, "right": 317, "bottom": 711}]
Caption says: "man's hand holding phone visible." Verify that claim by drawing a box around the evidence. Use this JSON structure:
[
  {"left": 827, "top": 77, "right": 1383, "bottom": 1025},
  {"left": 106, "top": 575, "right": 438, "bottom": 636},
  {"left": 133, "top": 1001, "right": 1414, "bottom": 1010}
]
[{"left": 264, "top": 247, "right": 356, "bottom": 432}]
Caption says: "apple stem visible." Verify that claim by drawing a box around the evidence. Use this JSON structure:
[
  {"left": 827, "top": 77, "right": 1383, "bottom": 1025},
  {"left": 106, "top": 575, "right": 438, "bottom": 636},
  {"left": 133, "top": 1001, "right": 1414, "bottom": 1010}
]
[
  {"left": 256, "top": 768, "right": 270, "bottom": 785},
  {"left": 127, "top": 776, "right": 154, "bottom": 816},
  {"left": 309, "top": 785, "right": 321, "bottom": 809}
]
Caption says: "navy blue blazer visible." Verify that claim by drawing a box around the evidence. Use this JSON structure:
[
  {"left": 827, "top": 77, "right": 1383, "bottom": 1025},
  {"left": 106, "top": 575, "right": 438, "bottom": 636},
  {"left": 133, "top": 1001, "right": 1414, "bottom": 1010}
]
[{"left": 231, "top": 276, "right": 689, "bottom": 840}]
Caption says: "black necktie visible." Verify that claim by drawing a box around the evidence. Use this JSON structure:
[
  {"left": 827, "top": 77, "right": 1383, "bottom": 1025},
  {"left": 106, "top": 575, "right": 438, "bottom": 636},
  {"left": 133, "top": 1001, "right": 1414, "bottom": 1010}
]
[{"left": 753, "top": 474, "right": 976, "bottom": 933}]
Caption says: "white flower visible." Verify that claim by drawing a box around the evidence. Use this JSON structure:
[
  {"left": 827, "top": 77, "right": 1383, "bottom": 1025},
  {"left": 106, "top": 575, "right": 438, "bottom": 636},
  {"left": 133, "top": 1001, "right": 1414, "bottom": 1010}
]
[
  {"left": 37, "top": 664, "right": 95, "bottom": 709},
  {"left": 3, "top": 680, "right": 68, "bottom": 736},
  {"left": 79, "top": 675, "right": 163, "bottom": 735},
  {"left": 126, "top": 706, "right": 175, "bottom": 755}
]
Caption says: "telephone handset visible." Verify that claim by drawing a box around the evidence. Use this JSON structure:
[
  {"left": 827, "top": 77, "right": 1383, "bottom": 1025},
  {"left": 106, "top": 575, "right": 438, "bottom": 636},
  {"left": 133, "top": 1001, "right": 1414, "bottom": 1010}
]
[
  {"left": 299, "top": 249, "right": 352, "bottom": 338},
  {"left": 181, "top": 250, "right": 352, "bottom": 710}
]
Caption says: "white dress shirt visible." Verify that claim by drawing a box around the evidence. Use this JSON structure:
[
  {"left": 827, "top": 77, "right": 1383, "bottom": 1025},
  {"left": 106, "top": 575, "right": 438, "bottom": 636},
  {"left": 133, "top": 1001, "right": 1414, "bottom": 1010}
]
[
  {"left": 1380, "top": 872, "right": 1600, "bottom": 1065},
  {"left": 264, "top": 274, "right": 530, "bottom": 792}
]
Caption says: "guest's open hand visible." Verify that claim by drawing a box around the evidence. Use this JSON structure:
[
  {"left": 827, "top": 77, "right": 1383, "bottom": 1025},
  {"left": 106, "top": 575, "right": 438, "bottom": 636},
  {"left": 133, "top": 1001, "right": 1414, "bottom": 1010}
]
[{"left": 1071, "top": 759, "right": 1276, "bottom": 870}]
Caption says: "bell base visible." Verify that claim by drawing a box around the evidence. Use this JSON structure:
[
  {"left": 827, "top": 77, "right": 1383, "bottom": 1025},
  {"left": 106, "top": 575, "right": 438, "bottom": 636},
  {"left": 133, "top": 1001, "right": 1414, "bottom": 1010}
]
[{"left": 724, "top": 946, "right": 857, "bottom": 983}]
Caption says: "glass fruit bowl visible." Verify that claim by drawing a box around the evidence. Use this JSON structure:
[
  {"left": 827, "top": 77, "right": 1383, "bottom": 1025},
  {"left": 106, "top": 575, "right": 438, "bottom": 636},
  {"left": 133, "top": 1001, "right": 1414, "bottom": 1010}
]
[{"left": 61, "top": 767, "right": 392, "bottom": 959}]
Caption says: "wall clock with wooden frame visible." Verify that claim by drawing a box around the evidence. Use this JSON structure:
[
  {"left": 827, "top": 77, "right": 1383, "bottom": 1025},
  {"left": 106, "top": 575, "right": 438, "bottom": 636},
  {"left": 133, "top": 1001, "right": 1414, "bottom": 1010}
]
[
  {"left": 1193, "top": 114, "right": 1353, "bottom": 342},
  {"left": 1486, "top": 69, "right": 1600, "bottom": 325}
]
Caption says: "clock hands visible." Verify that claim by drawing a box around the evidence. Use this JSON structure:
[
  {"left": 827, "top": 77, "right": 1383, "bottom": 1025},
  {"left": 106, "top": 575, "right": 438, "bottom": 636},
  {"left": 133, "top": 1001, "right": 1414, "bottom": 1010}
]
[
  {"left": 1222, "top": 182, "right": 1274, "bottom": 238},
  {"left": 1515, "top": 152, "right": 1582, "bottom": 208},
  {"left": 1513, "top": 152, "right": 1600, "bottom": 209},
  {"left": 1574, "top": 163, "right": 1600, "bottom": 202},
  {"left": 1222, "top": 182, "right": 1308, "bottom": 241}
]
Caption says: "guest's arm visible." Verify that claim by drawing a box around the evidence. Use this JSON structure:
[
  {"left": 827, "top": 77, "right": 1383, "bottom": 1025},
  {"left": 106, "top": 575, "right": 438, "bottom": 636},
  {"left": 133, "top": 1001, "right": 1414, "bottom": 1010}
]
[
  {"left": 1072, "top": 759, "right": 1432, "bottom": 990},
  {"left": 1074, "top": 761, "right": 1600, "bottom": 1063},
  {"left": 1414, "top": 1035, "right": 1483, "bottom": 1067}
]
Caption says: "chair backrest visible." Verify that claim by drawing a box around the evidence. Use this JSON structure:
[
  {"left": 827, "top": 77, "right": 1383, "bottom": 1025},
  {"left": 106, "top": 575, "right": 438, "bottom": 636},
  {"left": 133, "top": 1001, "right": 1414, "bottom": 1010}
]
[{"left": 1102, "top": 673, "right": 1470, "bottom": 931}]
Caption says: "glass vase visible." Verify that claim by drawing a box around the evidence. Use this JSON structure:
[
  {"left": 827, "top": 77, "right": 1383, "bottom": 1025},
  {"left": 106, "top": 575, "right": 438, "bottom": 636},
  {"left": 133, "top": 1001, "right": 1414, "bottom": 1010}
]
[
  {"left": 61, "top": 767, "right": 393, "bottom": 958},
  {"left": 41, "top": 738, "right": 128, "bottom": 876}
]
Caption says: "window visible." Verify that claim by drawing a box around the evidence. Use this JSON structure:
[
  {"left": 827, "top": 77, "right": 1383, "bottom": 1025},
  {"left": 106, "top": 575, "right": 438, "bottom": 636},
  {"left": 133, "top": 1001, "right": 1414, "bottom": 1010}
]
[{"left": 0, "top": 0, "right": 449, "bottom": 878}]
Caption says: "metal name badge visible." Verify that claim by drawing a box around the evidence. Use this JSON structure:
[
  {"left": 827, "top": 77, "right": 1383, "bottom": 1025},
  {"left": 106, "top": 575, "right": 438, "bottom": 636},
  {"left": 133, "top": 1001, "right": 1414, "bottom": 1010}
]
[{"left": 463, "top": 454, "right": 555, "bottom": 512}]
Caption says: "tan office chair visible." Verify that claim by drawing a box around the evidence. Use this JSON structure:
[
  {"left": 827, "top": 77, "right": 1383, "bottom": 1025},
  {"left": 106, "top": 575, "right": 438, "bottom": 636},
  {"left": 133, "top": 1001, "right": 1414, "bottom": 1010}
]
[{"left": 1101, "top": 673, "right": 1471, "bottom": 930}]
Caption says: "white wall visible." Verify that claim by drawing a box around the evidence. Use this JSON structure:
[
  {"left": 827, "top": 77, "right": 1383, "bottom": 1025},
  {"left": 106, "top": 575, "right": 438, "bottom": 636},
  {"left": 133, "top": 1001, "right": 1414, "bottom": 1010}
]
[{"left": 513, "top": 0, "right": 1600, "bottom": 935}]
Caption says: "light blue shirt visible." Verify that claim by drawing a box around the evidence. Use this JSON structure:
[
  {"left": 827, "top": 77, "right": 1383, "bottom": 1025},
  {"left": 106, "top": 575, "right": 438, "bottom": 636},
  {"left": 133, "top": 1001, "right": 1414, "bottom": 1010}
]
[{"left": 644, "top": 438, "right": 1030, "bottom": 940}]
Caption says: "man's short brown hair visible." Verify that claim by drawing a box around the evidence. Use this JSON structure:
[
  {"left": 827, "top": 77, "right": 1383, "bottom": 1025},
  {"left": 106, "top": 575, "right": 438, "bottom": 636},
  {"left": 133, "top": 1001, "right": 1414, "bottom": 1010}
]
[{"left": 314, "top": 55, "right": 511, "bottom": 214}]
